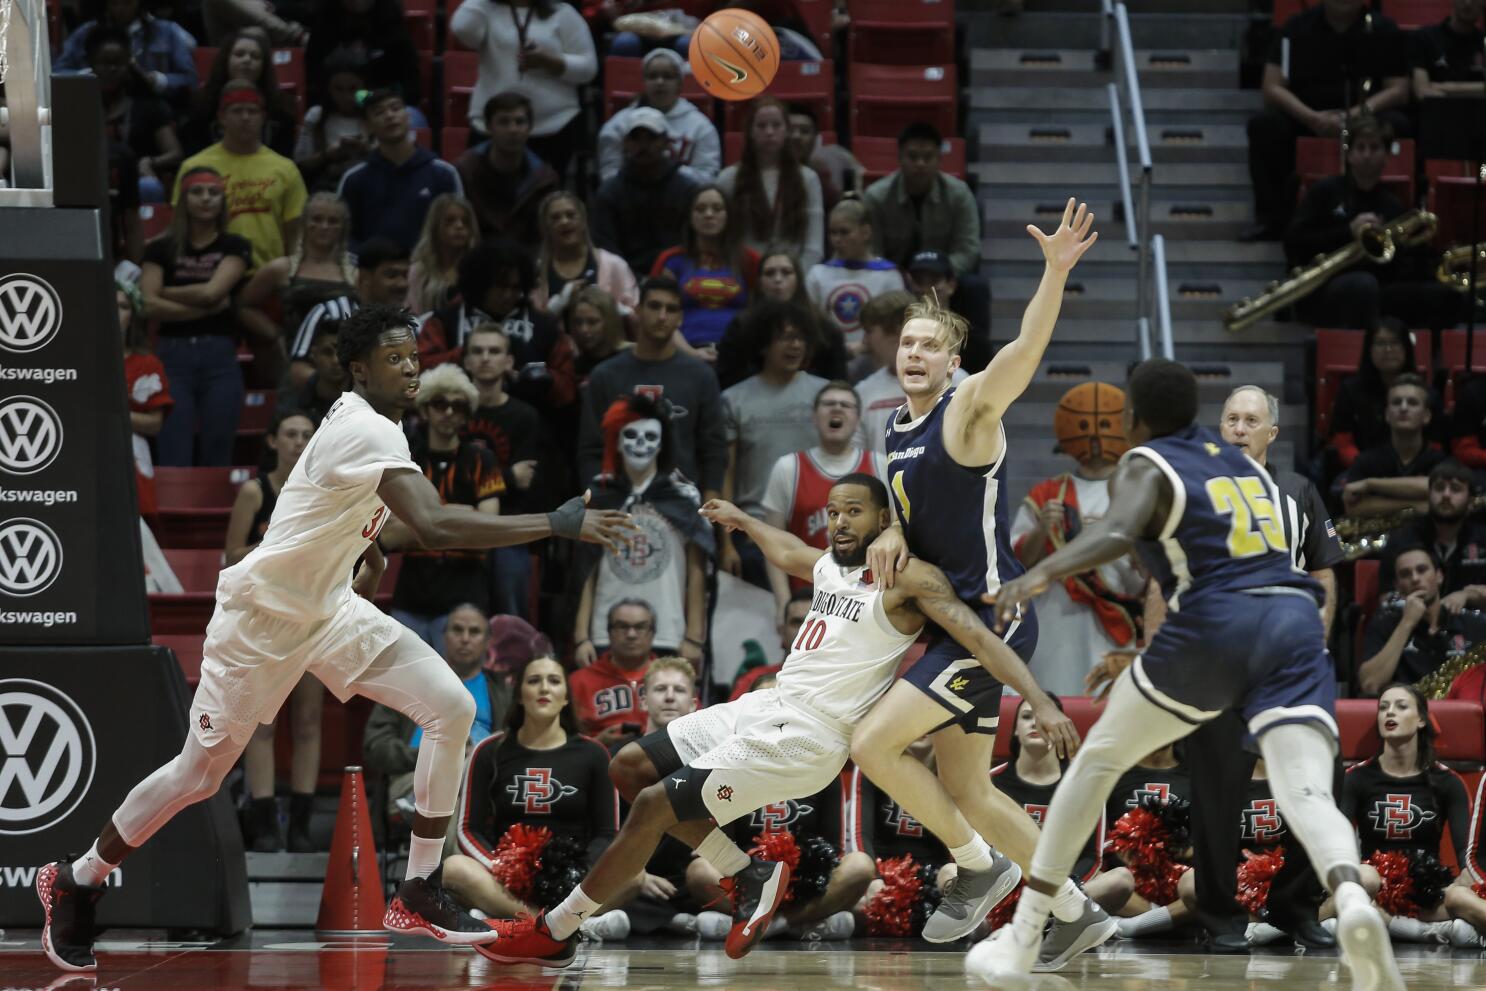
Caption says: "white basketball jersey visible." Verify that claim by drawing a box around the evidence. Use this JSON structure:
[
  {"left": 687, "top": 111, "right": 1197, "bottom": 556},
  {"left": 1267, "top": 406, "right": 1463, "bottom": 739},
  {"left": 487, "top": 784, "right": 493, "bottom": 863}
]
[
  {"left": 217, "top": 392, "right": 419, "bottom": 622},
  {"left": 775, "top": 555, "right": 920, "bottom": 725}
]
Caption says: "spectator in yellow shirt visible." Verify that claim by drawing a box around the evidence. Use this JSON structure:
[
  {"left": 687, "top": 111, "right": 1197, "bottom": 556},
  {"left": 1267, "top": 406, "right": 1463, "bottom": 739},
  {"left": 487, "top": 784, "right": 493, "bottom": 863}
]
[{"left": 174, "top": 80, "right": 307, "bottom": 270}]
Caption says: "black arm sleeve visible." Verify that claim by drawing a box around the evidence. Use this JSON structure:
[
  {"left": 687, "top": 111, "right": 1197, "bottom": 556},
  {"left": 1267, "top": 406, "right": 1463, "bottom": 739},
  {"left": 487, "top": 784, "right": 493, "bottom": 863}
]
[{"left": 1435, "top": 768, "right": 1474, "bottom": 870}]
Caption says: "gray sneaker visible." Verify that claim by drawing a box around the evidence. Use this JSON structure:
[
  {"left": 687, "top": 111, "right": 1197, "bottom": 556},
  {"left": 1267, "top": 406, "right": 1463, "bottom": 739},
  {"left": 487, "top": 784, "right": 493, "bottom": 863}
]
[
  {"left": 1033, "top": 896, "right": 1118, "bottom": 973},
  {"left": 921, "top": 851, "right": 1022, "bottom": 943}
]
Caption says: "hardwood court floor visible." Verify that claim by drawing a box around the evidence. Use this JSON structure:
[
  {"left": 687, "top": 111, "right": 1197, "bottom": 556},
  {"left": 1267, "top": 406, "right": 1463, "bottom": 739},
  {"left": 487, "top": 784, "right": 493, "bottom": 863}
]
[{"left": 3, "top": 931, "right": 1484, "bottom": 989}]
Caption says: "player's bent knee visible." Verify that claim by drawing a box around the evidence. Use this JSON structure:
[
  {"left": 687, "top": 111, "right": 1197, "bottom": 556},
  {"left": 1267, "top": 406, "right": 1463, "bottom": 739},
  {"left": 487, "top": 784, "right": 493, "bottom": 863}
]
[
  {"left": 837, "top": 852, "right": 877, "bottom": 891},
  {"left": 629, "top": 781, "right": 680, "bottom": 828},
  {"left": 610, "top": 743, "right": 658, "bottom": 799},
  {"left": 1359, "top": 864, "right": 1381, "bottom": 896}
]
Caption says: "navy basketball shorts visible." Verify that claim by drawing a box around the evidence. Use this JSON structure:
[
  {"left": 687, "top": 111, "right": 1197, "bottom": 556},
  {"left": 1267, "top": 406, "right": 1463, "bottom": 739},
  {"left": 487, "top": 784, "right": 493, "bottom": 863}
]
[
  {"left": 1130, "top": 589, "right": 1338, "bottom": 743},
  {"left": 902, "top": 601, "right": 1038, "bottom": 736}
]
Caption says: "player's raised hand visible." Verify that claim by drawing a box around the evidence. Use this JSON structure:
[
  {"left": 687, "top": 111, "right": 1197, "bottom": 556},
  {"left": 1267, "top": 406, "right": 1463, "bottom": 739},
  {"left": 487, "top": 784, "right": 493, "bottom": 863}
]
[
  {"left": 866, "top": 526, "right": 909, "bottom": 590},
  {"left": 983, "top": 571, "right": 1049, "bottom": 632},
  {"left": 700, "top": 498, "right": 749, "bottom": 532},
  {"left": 1031, "top": 697, "right": 1081, "bottom": 759},
  {"left": 1028, "top": 197, "right": 1097, "bottom": 272}
]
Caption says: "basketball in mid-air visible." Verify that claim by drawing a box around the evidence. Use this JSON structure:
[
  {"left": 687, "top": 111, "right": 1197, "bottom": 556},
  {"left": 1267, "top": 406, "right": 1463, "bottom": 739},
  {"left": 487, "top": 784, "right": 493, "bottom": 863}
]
[
  {"left": 688, "top": 9, "right": 780, "bottom": 101},
  {"left": 1054, "top": 382, "right": 1129, "bottom": 462}
]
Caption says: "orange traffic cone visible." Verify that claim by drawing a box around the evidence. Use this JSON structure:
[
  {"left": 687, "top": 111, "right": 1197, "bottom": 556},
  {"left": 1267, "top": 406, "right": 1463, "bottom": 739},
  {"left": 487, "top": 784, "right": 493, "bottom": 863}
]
[{"left": 317, "top": 766, "right": 387, "bottom": 934}]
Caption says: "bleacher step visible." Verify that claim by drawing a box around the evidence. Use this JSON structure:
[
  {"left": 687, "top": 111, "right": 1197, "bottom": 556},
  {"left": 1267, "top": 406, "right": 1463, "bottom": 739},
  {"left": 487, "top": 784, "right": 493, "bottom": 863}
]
[
  {"left": 989, "top": 275, "right": 1277, "bottom": 322},
  {"left": 978, "top": 122, "right": 1250, "bottom": 165},
  {"left": 985, "top": 198, "right": 1257, "bottom": 241},
  {"left": 961, "top": 6, "right": 1251, "bottom": 51},
  {"left": 983, "top": 237, "right": 1283, "bottom": 274},
  {"left": 972, "top": 48, "right": 1237, "bottom": 89}
]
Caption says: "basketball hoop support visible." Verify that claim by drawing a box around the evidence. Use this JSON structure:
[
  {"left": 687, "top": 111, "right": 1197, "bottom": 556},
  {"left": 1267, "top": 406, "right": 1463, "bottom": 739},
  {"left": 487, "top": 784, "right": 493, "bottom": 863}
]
[{"left": 0, "top": 0, "right": 55, "bottom": 205}]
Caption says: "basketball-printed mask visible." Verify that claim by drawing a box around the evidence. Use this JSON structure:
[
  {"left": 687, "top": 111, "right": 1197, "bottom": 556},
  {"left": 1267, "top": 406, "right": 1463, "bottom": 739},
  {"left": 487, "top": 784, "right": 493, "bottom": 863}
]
[
  {"left": 620, "top": 418, "right": 662, "bottom": 473},
  {"left": 1054, "top": 382, "right": 1128, "bottom": 463}
]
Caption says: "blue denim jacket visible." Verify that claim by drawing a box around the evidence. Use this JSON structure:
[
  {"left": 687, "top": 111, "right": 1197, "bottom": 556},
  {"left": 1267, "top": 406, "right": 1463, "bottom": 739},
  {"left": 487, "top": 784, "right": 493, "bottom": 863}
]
[{"left": 56, "top": 16, "right": 199, "bottom": 101}]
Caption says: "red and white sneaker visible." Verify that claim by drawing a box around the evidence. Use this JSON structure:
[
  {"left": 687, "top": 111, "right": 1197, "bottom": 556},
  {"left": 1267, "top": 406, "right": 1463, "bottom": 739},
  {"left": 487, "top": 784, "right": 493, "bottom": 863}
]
[
  {"left": 37, "top": 861, "right": 103, "bottom": 972},
  {"left": 724, "top": 857, "right": 792, "bottom": 960},
  {"left": 476, "top": 911, "right": 579, "bottom": 968},
  {"left": 383, "top": 867, "right": 499, "bottom": 946}
]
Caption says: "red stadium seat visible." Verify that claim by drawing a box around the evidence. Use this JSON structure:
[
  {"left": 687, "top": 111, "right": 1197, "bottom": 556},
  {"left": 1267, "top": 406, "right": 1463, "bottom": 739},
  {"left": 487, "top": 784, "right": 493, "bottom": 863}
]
[
  {"left": 1440, "top": 330, "right": 1486, "bottom": 376},
  {"left": 193, "top": 46, "right": 216, "bottom": 83},
  {"left": 163, "top": 548, "right": 226, "bottom": 593},
  {"left": 992, "top": 696, "right": 1105, "bottom": 761},
  {"left": 1431, "top": 176, "right": 1486, "bottom": 253},
  {"left": 722, "top": 60, "right": 835, "bottom": 132},
  {"left": 413, "top": 127, "right": 433, "bottom": 150},
  {"left": 271, "top": 48, "right": 307, "bottom": 117},
  {"left": 602, "top": 56, "right": 713, "bottom": 121},
  {"left": 1271, "top": 0, "right": 1313, "bottom": 23},
  {"left": 153, "top": 633, "right": 205, "bottom": 688},
  {"left": 1313, "top": 328, "right": 1437, "bottom": 436},
  {"left": 854, "top": 135, "right": 966, "bottom": 183},
  {"left": 1295, "top": 137, "right": 1415, "bottom": 204},
  {"left": 417, "top": 52, "right": 435, "bottom": 115},
  {"left": 1383, "top": 1, "right": 1457, "bottom": 30},
  {"left": 847, "top": 0, "right": 955, "bottom": 67},
  {"left": 442, "top": 51, "right": 480, "bottom": 127},
  {"left": 442, "top": 126, "right": 472, "bottom": 159},
  {"left": 1337, "top": 698, "right": 1484, "bottom": 762},
  {"left": 154, "top": 466, "right": 255, "bottom": 549},
  {"left": 723, "top": 129, "right": 836, "bottom": 165},
  {"left": 793, "top": 0, "right": 835, "bottom": 52},
  {"left": 848, "top": 63, "right": 957, "bottom": 140},
  {"left": 239, "top": 388, "right": 276, "bottom": 435},
  {"left": 403, "top": 0, "right": 437, "bottom": 52},
  {"left": 139, "top": 203, "right": 173, "bottom": 241}
]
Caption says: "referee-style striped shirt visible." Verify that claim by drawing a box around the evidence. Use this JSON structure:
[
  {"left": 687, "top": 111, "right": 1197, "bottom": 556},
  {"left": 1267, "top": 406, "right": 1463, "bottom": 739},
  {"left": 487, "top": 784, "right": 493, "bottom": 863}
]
[{"left": 290, "top": 296, "right": 358, "bottom": 360}]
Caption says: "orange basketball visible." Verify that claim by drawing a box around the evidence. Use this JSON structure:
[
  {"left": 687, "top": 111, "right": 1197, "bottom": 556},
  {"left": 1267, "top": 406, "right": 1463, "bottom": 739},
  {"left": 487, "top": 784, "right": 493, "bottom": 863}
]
[
  {"left": 1054, "top": 382, "right": 1129, "bottom": 463},
  {"left": 688, "top": 8, "right": 781, "bottom": 101}
]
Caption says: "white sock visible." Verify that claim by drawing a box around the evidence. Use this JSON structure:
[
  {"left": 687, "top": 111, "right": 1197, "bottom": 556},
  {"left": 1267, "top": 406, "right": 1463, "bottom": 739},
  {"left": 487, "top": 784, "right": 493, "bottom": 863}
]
[
  {"left": 948, "top": 835, "right": 995, "bottom": 873},
  {"left": 404, "top": 834, "right": 443, "bottom": 882},
  {"left": 547, "top": 884, "right": 601, "bottom": 940},
  {"left": 1246, "top": 921, "right": 1286, "bottom": 946},
  {"left": 1386, "top": 916, "right": 1451, "bottom": 943},
  {"left": 1050, "top": 879, "right": 1085, "bottom": 922},
  {"left": 70, "top": 842, "right": 117, "bottom": 889},
  {"left": 1116, "top": 905, "right": 1173, "bottom": 939},
  {"left": 695, "top": 828, "right": 751, "bottom": 876},
  {"left": 1010, "top": 885, "right": 1054, "bottom": 946},
  {"left": 1321, "top": 917, "right": 1337, "bottom": 934}
]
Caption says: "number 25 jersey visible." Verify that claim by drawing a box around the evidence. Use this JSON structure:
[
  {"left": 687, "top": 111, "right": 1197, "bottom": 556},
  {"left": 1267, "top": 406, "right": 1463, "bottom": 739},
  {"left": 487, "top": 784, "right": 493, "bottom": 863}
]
[{"left": 1125, "top": 423, "right": 1320, "bottom": 609}]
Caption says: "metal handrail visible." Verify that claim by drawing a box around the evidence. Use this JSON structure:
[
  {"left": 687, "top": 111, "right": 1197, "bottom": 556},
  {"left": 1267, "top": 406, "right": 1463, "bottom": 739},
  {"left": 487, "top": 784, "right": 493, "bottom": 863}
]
[
  {"left": 1103, "top": 0, "right": 1173, "bottom": 360},
  {"left": 1151, "top": 234, "right": 1175, "bottom": 359}
]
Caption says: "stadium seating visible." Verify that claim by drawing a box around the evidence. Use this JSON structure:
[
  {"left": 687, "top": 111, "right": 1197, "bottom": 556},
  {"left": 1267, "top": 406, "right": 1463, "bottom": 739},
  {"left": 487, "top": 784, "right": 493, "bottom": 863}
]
[
  {"left": 442, "top": 126, "right": 472, "bottom": 159},
  {"left": 1430, "top": 176, "right": 1486, "bottom": 254},
  {"left": 846, "top": 0, "right": 956, "bottom": 67},
  {"left": 404, "top": 0, "right": 437, "bottom": 52},
  {"left": 1381, "top": 1, "right": 1458, "bottom": 30},
  {"left": 154, "top": 466, "right": 255, "bottom": 549},
  {"left": 148, "top": 548, "right": 222, "bottom": 635},
  {"left": 722, "top": 129, "right": 836, "bottom": 166},
  {"left": 153, "top": 633, "right": 205, "bottom": 688},
  {"left": 854, "top": 135, "right": 967, "bottom": 183},
  {"left": 722, "top": 60, "right": 835, "bottom": 132},
  {"left": 794, "top": 0, "right": 836, "bottom": 52},
  {"left": 1313, "top": 328, "right": 1436, "bottom": 437},
  {"left": 1270, "top": 0, "right": 1311, "bottom": 23},
  {"left": 602, "top": 56, "right": 714, "bottom": 120},
  {"left": 1296, "top": 136, "right": 1415, "bottom": 205},
  {"left": 848, "top": 63, "right": 957, "bottom": 140},
  {"left": 191, "top": 47, "right": 306, "bottom": 115},
  {"left": 442, "top": 50, "right": 480, "bottom": 129},
  {"left": 139, "top": 203, "right": 173, "bottom": 242}
]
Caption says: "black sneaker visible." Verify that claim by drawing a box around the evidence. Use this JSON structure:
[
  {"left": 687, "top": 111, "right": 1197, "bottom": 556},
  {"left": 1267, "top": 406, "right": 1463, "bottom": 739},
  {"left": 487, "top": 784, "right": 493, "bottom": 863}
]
[
  {"left": 37, "top": 861, "right": 102, "bottom": 972},
  {"left": 383, "top": 866, "right": 499, "bottom": 946},
  {"left": 724, "top": 857, "right": 791, "bottom": 960}
]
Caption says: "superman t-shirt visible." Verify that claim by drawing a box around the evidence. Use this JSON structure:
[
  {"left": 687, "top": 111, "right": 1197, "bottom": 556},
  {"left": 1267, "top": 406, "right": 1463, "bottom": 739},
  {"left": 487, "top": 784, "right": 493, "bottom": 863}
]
[{"left": 652, "top": 246, "right": 760, "bottom": 348}]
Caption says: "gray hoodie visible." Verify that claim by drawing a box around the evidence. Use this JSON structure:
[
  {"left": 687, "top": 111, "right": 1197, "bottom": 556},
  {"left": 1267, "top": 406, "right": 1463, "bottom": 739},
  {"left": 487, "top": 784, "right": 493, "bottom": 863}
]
[{"left": 597, "top": 98, "right": 722, "bottom": 183}]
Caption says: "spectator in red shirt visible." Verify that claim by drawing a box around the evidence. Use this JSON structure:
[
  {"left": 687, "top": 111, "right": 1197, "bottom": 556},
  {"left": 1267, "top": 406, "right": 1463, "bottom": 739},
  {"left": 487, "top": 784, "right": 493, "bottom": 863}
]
[
  {"left": 570, "top": 598, "right": 658, "bottom": 750},
  {"left": 119, "top": 280, "right": 172, "bottom": 520}
]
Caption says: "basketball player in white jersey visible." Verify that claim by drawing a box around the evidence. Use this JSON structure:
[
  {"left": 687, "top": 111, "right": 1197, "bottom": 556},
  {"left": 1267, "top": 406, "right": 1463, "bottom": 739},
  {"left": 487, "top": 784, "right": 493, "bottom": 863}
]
[
  {"left": 484, "top": 473, "right": 1078, "bottom": 967},
  {"left": 36, "top": 305, "right": 633, "bottom": 973}
]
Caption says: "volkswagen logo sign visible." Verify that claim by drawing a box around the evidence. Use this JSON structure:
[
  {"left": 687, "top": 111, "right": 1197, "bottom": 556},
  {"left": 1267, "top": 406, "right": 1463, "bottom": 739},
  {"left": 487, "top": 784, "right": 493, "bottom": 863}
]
[
  {"left": 0, "top": 274, "right": 63, "bottom": 354},
  {"left": 0, "top": 679, "right": 97, "bottom": 835},
  {"left": 0, "top": 396, "right": 63, "bottom": 476},
  {"left": 0, "top": 518, "right": 63, "bottom": 597}
]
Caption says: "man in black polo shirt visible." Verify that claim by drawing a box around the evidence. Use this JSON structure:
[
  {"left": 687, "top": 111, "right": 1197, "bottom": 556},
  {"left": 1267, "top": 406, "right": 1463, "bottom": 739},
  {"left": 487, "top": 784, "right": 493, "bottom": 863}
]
[
  {"left": 1391, "top": 459, "right": 1486, "bottom": 595},
  {"left": 1360, "top": 545, "right": 1486, "bottom": 695},
  {"left": 1172, "top": 384, "right": 1345, "bottom": 952},
  {"left": 1410, "top": 0, "right": 1485, "bottom": 98},
  {"left": 1246, "top": 0, "right": 1410, "bottom": 240},
  {"left": 1340, "top": 373, "right": 1445, "bottom": 516}
]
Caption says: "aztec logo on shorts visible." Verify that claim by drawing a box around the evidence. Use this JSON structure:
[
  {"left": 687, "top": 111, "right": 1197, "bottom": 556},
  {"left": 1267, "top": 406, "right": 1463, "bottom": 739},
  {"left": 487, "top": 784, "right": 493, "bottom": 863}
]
[
  {"left": 1241, "top": 798, "right": 1285, "bottom": 842},
  {"left": 0, "top": 679, "right": 96, "bottom": 836},
  {"left": 198, "top": 713, "right": 213, "bottom": 732},
  {"left": 1367, "top": 793, "right": 1437, "bottom": 841},
  {"left": 885, "top": 801, "right": 925, "bottom": 838},
  {"left": 750, "top": 800, "right": 814, "bottom": 832},
  {"left": 506, "top": 768, "right": 578, "bottom": 814},
  {"left": 1022, "top": 803, "right": 1049, "bottom": 826},
  {"left": 1125, "top": 783, "right": 1175, "bottom": 809},
  {"left": 716, "top": 784, "right": 734, "bottom": 802}
]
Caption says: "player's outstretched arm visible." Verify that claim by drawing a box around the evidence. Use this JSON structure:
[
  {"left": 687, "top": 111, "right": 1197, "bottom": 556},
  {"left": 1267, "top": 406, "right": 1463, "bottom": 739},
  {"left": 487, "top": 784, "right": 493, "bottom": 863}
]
[
  {"left": 700, "top": 499, "right": 824, "bottom": 582},
  {"left": 900, "top": 559, "right": 1080, "bottom": 758},
  {"left": 942, "top": 199, "right": 1097, "bottom": 466},
  {"left": 378, "top": 469, "right": 633, "bottom": 553},
  {"left": 988, "top": 456, "right": 1166, "bottom": 630}
]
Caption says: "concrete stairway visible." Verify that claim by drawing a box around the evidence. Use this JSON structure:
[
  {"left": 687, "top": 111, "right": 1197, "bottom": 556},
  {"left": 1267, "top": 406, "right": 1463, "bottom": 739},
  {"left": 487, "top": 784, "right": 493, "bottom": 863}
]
[{"left": 960, "top": 0, "right": 1302, "bottom": 504}]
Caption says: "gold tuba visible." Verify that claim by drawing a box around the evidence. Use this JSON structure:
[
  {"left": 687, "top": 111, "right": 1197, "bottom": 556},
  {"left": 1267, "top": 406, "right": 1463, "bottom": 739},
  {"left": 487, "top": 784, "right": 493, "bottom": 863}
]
[
  {"left": 1438, "top": 243, "right": 1486, "bottom": 302},
  {"left": 1416, "top": 637, "right": 1486, "bottom": 700},
  {"left": 1336, "top": 493, "right": 1486, "bottom": 561},
  {"left": 1225, "top": 210, "right": 1439, "bottom": 333}
]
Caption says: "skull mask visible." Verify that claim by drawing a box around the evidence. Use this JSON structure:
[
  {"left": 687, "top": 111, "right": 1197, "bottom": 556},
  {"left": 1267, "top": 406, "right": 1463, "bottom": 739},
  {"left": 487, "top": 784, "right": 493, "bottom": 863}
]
[{"left": 620, "top": 418, "right": 662, "bottom": 474}]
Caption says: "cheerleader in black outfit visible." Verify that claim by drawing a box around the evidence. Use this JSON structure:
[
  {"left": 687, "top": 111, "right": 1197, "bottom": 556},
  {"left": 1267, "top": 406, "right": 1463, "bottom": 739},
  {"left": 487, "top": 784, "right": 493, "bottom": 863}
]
[
  {"left": 1101, "top": 742, "right": 1194, "bottom": 939},
  {"left": 444, "top": 655, "right": 636, "bottom": 937},
  {"left": 1339, "top": 683, "right": 1486, "bottom": 946}
]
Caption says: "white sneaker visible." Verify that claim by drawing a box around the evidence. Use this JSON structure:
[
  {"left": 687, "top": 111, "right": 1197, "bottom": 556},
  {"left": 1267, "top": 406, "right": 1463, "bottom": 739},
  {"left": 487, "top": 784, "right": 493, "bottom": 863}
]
[
  {"left": 697, "top": 910, "right": 732, "bottom": 941},
  {"left": 965, "top": 924, "right": 1040, "bottom": 984},
  {"left": 1450, "top": 918, "right": 1484, "bottom": 948},
  {"left": 1246, "top": 921, "right": 1286, "bottom": 946},
  {"left": 1335, "top": 881, "right": 1404, "bottom": 991},
  {"left": 579, "top": 910, "right": 630, "bottom": 941},
  {"left": 795, "top": 911, "right": 855, "bottom": 941},
  {"left": 668, "top": 912, "right": 698, "bottom": 935}
]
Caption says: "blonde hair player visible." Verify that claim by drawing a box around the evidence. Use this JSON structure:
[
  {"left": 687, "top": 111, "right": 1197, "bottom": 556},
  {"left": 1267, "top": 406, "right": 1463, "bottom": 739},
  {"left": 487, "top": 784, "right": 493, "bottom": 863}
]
[{"left": 855, "top": 199, "right": 1110, "bottom": 971}]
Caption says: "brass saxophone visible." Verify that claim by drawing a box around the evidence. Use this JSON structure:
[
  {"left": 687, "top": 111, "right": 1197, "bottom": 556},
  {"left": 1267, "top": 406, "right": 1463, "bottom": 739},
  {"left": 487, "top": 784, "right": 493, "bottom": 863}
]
[
  {"left": 1224, "top": 210, "right": 1439, "bottom": 333},
  {"left": 1416, "top": 637, "right": 1486, "bottom": 700},
  {"left": 1336, "top": 495, "right": 1486, "bottom": 561},
  {"left": 1438, "top": 243, "right": 1486, "bottom": 302}
]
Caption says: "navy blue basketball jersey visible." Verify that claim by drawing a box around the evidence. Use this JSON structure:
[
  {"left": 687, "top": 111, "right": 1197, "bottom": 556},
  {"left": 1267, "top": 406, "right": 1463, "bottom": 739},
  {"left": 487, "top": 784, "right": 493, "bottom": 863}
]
[
  {"left": 885, "top": 388, "right": 1024, "bottom": 600},
  {"left": 1125, "top": 423, "right": 1320, "bottom": 609}
]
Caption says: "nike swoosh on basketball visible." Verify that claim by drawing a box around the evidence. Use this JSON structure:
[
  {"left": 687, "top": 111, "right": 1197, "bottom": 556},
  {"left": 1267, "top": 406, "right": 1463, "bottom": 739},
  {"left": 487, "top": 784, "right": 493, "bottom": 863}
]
[{"left": 711, "top": 55, "right": 748, "bottom": 84}]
